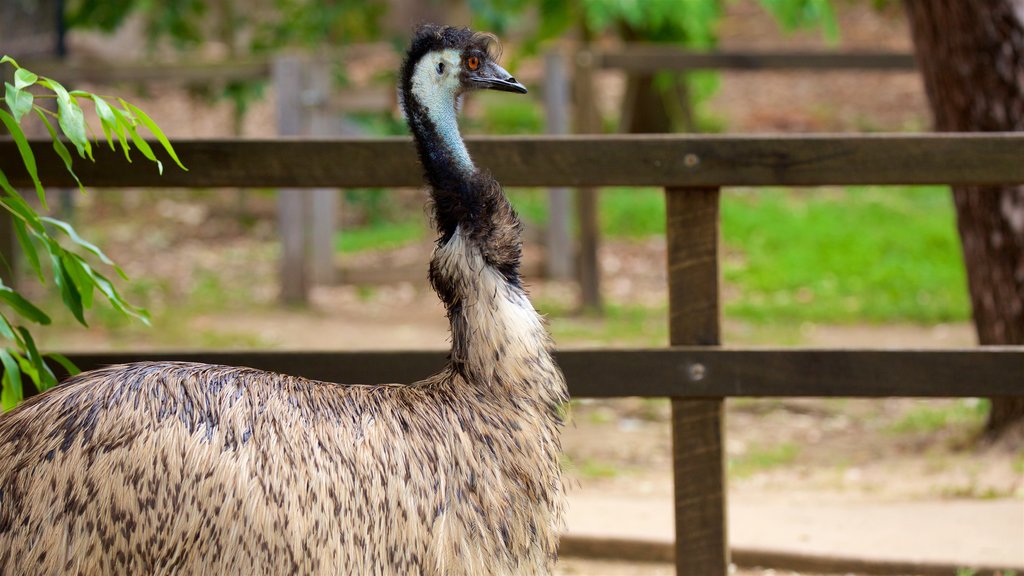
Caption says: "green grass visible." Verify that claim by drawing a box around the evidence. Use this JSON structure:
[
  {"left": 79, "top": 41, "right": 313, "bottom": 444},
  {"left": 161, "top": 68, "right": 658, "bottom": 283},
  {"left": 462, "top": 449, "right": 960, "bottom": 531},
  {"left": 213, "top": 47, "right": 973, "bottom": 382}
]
[
  {"left": 721, "top": 186, "right": 969, "bottom": 324},
  {"left": 595, "top": 185, "right": 969, "bottom": 324},
  {"left": 539, "top": 302, "right": 668, "bottom": 346},
  {"left": 887, "top": 399, "right": 989, "bottom": 434},
  {"left": 728, "top": 442, "right": 800, "bottom": 479},
  {"left": 335, "top": 221, "right": 425, "bottom": 253},
  {"left": 563, "top": 455, "right": 621, "bottom": 480}
]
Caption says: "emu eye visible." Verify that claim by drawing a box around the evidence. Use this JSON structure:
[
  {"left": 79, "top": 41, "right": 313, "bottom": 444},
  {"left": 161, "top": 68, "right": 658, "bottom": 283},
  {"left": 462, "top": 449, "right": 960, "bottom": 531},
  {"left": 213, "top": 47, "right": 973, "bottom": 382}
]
[
  {"left": 436, "top": 62, "right": 445, "bottom": 75},
  {"left": 467, "top": 56, "right": 480, "bottom": 71}
]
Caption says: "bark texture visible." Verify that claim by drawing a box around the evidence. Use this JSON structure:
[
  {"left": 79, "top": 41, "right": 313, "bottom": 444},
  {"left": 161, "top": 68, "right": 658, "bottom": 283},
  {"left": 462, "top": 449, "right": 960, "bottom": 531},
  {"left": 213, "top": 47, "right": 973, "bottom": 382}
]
[{"left": 904, "top": 0, "right": 1024, "bottom": 436}]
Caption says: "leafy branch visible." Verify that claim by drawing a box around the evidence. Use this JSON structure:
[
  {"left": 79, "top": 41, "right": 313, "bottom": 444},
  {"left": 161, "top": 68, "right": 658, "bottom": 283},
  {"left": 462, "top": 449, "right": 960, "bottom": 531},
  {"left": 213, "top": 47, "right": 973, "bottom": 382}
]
[{"left": 0, "top": 55, "right": 185, "bottom": 409}]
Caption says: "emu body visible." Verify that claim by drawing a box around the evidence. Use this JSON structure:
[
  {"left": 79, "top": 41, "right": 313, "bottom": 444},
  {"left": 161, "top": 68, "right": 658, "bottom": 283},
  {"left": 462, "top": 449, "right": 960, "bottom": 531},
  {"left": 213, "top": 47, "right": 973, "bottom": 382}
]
[{"left": 0, "top": 25, "right": 566, "bottom": 575}]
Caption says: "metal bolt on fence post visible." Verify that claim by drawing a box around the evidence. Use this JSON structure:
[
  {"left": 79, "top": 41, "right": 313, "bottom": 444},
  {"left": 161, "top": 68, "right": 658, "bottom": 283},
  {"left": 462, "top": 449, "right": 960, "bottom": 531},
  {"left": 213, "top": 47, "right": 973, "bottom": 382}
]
[{"left": 687, "top": 362, "right": 707, "bottom": 382}]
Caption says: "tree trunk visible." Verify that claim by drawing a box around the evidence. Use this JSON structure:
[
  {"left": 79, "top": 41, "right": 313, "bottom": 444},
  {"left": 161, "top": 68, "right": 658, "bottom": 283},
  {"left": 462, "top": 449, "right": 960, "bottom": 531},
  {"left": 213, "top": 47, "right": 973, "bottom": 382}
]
[{"left": 903, "top": 0, "right": 1024, "bottom": 437}]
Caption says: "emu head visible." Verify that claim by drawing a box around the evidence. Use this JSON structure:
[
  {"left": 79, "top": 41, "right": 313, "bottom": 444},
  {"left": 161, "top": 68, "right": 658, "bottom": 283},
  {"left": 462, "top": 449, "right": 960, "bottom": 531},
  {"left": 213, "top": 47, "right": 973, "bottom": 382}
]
[{"left": 400, "top": 24, "right": 526, "bottom": 119}]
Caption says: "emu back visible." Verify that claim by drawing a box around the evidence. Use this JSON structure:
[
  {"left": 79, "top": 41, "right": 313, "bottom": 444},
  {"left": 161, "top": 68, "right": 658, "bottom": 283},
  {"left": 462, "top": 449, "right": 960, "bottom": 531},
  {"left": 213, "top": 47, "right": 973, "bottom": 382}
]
[{"left": 0, "top": 360, "right": 563, "bottom": 574}]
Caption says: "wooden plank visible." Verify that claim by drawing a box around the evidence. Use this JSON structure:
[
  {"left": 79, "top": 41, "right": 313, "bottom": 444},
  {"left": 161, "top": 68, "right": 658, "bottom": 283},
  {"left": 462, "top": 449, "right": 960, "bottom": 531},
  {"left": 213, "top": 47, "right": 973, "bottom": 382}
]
[
  {"left": 666, "top": 187, "right": 727, "bottom": 575},
  {"left": 310, "top": 188, "right": 337, "bottom": 285},
  {"left": 5, "top": 134, "right": 1024, "bottom": 189},
  {"left": 558, "top": 348, "right": 1024, "bottom": 398},
  {"left": 18, "top": 58, "right": 270, "bottom": 84},
  {"left": 18, "top": 348, "right": 1024, "bottom": 398},
  {"left": 47, "top": 351, "right": 448, "bottom": 387},
  {"left": 730, "top": 547, "right": 1023, "bottom": 576},
  {"left": 559, "top": 536, "right": 1023, "bottom": 576},
  {"left": 574, "top": 50, "right": 603, "bottom": 312},
  {"left": 327, "top": 87, "right": 395, "bottom": 113},
  {"left": 544, "top": 49, "right": 574, "bottom": 281},
  {"left": 598, "top": 48, "right": 917, "bottom": 73},
  {"left": 274, "top": 55, "right": 310, "bottom": 304}
]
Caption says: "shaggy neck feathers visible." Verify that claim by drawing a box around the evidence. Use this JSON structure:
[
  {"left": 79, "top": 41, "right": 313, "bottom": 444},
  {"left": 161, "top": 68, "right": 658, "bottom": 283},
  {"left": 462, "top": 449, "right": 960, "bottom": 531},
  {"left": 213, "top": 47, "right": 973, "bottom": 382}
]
[{"left": 401, "top": 29, "right": 559, "bottom": 395}]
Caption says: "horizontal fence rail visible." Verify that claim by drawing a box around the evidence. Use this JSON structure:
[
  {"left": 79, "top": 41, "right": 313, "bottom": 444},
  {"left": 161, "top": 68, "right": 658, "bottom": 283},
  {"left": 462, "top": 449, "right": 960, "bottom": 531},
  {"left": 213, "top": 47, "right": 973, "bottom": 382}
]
[
  {"left": 17, "top": 59, "right": 271, "bottom": 84},
  {"left": 26, "top": 348, "right": 1024, "bottom": 400},
  {"left": 595, "top": 48, "right": 918, "bottom": 72},
  {"left": 4, "top": 134, "right": 1024, "bottom": 189}
]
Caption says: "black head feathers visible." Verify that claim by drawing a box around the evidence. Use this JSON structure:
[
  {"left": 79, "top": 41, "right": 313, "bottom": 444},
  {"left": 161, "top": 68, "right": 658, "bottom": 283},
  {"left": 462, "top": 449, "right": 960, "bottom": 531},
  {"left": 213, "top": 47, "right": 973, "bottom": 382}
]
[
  {"left": 406, "top": 24, "right": 500, "bottom": 63},
  {"left": 400, "top": 25, "right": 501, "bottom": 93}
]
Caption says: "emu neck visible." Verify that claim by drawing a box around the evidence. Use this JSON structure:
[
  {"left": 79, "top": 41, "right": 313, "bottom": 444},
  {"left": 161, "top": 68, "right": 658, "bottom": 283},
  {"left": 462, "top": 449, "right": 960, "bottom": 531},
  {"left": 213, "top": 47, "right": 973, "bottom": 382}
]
[
  {"left": 403, "top": 69, "right": 561, "bottom": 406},
  {"left": 407, "top": 96, "right": 474, "bottom": 187},
  {"left": 432, "top": 229, "right": 555, "bottom": 393},
  {"left": 427, "top": 98, "right": 474, "bottom": 176}
]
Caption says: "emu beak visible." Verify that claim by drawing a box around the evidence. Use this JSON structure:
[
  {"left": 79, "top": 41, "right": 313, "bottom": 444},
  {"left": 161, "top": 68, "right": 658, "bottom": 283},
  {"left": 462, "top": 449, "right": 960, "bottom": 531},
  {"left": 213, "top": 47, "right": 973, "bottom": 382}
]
[{"left": 470, "top": 62, "right": 528, "bottom": 94}]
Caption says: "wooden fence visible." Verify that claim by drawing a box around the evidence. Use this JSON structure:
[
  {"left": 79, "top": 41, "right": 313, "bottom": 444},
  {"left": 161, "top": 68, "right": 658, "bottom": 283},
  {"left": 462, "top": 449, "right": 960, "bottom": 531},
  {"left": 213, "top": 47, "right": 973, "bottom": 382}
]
[
  {"left": 566, "top": 47, "right": 919, "bottom": 311},
  {"left": 2, "top": 134, "right": 1024, "bottom": 575},
  {"left": 24, "top": 48, "right": 920, "bottom": 309}
]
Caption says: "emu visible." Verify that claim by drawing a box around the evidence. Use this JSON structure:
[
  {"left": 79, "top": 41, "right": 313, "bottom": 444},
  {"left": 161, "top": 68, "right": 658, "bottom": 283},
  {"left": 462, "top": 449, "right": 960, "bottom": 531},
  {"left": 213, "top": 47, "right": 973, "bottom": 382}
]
[{"left": 0, "top": 25, "right": 567, "bottom": 575}]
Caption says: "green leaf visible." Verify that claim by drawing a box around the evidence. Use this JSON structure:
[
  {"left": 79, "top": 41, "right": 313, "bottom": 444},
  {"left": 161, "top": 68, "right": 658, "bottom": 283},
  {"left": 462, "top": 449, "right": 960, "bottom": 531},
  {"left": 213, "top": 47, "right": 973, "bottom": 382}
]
[
  {"left": 0, "top": 169, "right": 11, "bottom": 198},
  {"left": 12, "top": 220, "right": 42, "bottom": 283},
  {"left": 0, "top": 283, "right": 51, "bottom": 325},
  {"left": 14, "top": 336, "right": 38, "bottom": 387},
  {"left": 41, "top": 217, "right": 119, "bottom": 269},
  {"left": 46, "top": 352, "right": 80, "bottom": 377},
  {"left": 38, "top": 77, "right": 92, "bottom": 161},
  {"left": 80, "top": 261, "right": 149, "bottom": 325},
  {"left": 0, "top": 348, "right": 23, "bottom": 410},
  {"left": 33, "top": 107, "right": 84, "bottom": 193},
  {"left": 125, "top": 122, "right": 163, "bottom": 175},
  {"left": 0, "top": 169, "right": 13, "bottom": 199},
  {"left": 107, "top": 105, "right": 135, "bottom": 162},
  {"left": 89, "top": 95, "right": 122, "bottom": 151},
  {"left": 15, "top": 353, "right": 37, "bottom": 388},
  {"left": 4, "top": 82, "right": 33, "bottom": 123},
  {"left": 17, "top": 326, "right": 55, "bottom": 391},
  {"left": 0, "top": 313, "right": 16, "bottom": 341},
  {"left": 13, "top": 68, "right": 37, "bottom": 90},
  {"left": 59, "top": 252, "right": 94, "bottom": 309},
  {"left": 122, "top": 100, "right": 187, "bottom": 171},
  {"left": 0, "top": 186, "right": 47, "bottom": 234},
  {"left": 49, "top": 252, "right": 86, "bottom": 326},
  {"left": 0, "top": 169, "right": 45, "bottom": 233},
  {"left": 0, "top": 55, "right": 20, "bottom": 68},
  {"left": 0, "top": 108, "right": 46, "bottom": 205}
]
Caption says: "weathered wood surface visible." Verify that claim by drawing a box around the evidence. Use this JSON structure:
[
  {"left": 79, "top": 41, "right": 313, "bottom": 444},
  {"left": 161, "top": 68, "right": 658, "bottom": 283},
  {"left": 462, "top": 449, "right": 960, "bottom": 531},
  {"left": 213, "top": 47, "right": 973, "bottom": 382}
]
[
  {"left": 22, "top": 348, "right": 1024, "bottom": 398},
  {"left": 598, "top": 48, "right": 917, "bottom": 73},
  {"left": 274, "top": 55, "right": 310, "bottom": 304},
  {"left": 5, "top": 134, "right": 1024, "bottom": 189},
  {"left": 573, "top": 50, "right": 603, "bottom": 311},
  {"left": 18, "top": 58, "right": 270, "bottom": 84},
  {"left": 543, "top": 49, "right": 574, "bottom": 281},
  {"left": 558, "top": 535, "right": 1023, "bottom": 576},
  {"left": 666, "top": 187, "right": 728, "bottom": 575}
]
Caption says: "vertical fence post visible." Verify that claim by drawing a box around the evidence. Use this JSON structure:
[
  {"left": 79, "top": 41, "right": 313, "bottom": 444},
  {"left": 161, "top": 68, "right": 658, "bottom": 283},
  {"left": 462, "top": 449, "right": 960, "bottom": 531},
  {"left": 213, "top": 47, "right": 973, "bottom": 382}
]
[
  {"left": 573, "top": 49, "right": 602, "bottom": 312},
  {"left": 544, "top": 49, "right": 574, "bottom": 281},
  {"left": 274, "top": 54, "right": 310, "bottom": 304},
  {"left": 665, "top": 186, "right": 727, "bottom": 575},
  {"left": 307, "top": 56, "right": 337, "bottom": 287}
]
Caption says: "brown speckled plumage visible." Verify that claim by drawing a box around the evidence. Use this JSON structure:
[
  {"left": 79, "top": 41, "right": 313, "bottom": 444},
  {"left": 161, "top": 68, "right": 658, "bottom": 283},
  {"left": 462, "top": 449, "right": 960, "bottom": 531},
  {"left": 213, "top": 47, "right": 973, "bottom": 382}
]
[{"left": 0, "top": 25, "right": 566, "bottom": 575}]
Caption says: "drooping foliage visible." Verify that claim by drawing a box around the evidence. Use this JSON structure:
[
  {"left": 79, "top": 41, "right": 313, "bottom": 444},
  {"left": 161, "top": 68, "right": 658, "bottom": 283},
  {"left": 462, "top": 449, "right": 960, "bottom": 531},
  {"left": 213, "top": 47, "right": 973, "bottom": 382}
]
[{"left": 0, "top": 56, "right": 182, "bottom": 408}]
